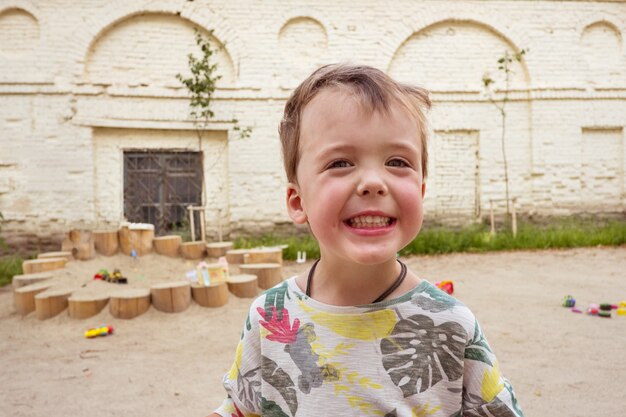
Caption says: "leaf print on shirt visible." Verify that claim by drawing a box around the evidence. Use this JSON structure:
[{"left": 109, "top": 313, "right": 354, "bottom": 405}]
[
  {"left": 261, "top": 355, "right": 298, "bottom": 416},
  {"left": 231, "top": 402, "right": 246, "bottom": 417},
  {"left": 264, "top": 281, "right": 291, "bottom": 320},
  {"left": 464, "top": 320, "right": 493, "bottom": 367},
  {"left": 297, "top": 299, "right": 397, "bottom": 340},
  {"left": 381, "top": 314, "right": 466, "bottom": 397},
  {"left": 412, "top": 283, "right": 457, "bottom": 313},
  {"left": 412, "top": 403, "right": 441, "bottom": 416},
  {"left": 504, "top": 380, "right": 524, "bottom": 417},
  {"left": 464, "top": 398, "right": 519, "bottom": 417},
  {"left": 236, "top": 366, "right": 261, "bottom": 412},
  {"left": 261, "top": 397, "right": 290, "bottom": 417},
  {"left": 481, "top": 361, "right": 503, "bottom": 402},
  {"left": 258, "top": 306, "right": 300, "bottom": 344},
  {"left": 284, "top": 323, "right": 325, "bottom": 394},
  {"left": 228, "top": 340, "right": 244, "bottom": 380}
]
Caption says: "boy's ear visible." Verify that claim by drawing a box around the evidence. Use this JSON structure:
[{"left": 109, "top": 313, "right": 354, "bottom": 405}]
[
  {"left": 286, "top": 182, "right": 308, "bottom": 224},
  {"left": 421, "top": 182, "right": 426, "bottom": 198}
]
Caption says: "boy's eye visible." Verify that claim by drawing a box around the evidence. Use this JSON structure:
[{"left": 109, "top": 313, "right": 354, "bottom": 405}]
[
  {"left": 327, "top": 160, "right": 351, "bottom": 169},
  {"left": 386, "top": 158, "right": 409, "bottom": 168}
]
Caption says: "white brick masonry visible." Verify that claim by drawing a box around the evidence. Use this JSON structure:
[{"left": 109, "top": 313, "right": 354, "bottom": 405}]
[{"left": 0, "top": 0, "right": 624, "bottom": 249}]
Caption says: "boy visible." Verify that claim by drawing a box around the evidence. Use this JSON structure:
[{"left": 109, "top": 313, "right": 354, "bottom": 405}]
[{"left": 210, "top": 64, "right": 523, "bottom": 417}]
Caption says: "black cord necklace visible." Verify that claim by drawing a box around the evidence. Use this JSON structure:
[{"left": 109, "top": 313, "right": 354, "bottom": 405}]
[{"left": 305, "top": 258, "right": 407, "bottom": 304}]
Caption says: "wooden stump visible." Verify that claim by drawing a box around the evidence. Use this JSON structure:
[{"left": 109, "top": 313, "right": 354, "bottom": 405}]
[
  {"left": 93, "top": 230, "right": 119, "bottom": 256},
  {"left": 226, "top": 274, "right": 258, "bottom": 298},
  {"left": 68, "top": 294, "right": 110, "bottom": 319},
  {"left": 206, "top": 241, "right": 234, "bottom": 258},
  {"left": 35, "top": 287, "right": 75, "bottom": 320},
  {"left": 151, "top": 281, "right": 191, "bottom": 313},
  {"left": 13, "top": 281, "right": 55, "bottom": 315},
  {"left": 109, "top": 289, "right": 151, "bottom": 319},
  {"left": 61, "top": 229, "right": 95, "bottom": 260},
  {"left": 225, "top": 249, "right": 250, "bottom": 264},
  {"left": 239, "top": 263, "right": 283, "bottom": 289},
  {"left": 12, "top": 272, "right": 54, "bottom": 289},
  {"left": 37, "top": 251, "right": 73, "bottom": 261},
  {"left": 244, "top": 248, "right": 283, "bottom": 265},
  {"left": 22, "top": 257, "right": 67, "bottom": 274},
  {"left": 180, "top": 241, "right": 206, "bottom": 259},
  {"left": 153, "top": 235, "right": 182, "bottom": 257},
  {"left": 191, "top": 282, "right": 229, "bottom": 307},
  {"left": 119, "top": 223, "right": 154, "bottom": 256}
]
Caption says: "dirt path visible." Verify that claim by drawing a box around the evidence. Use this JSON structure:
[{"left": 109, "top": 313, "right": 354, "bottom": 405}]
[{"left": 0, "top": 246, "right": 624, "bottom": 416}]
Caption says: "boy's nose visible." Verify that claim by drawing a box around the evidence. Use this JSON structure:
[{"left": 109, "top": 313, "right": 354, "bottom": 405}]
[{"left": 356, "top": 172, "right": 388, "bottom": 196}]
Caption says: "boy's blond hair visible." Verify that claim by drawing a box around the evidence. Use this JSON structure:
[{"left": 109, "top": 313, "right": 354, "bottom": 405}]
[{"left": 279, "top": 63, "right": 431, "bottom": 183}]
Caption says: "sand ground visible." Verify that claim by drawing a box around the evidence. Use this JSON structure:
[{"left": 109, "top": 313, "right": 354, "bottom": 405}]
[{"left": 0, "top": 246, "right": 624, "bottom": 417}]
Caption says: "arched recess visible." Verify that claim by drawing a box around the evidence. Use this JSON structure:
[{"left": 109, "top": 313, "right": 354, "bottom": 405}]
[
  {"left": 84, "top": 13, "right": 236, "bottom": 87},
  {"left": 389, "top": 20, "right": 533, "bottom": 219},
  {"left": 278, "top": 16, "right": 328, "bottom": 87},
  {"left": 580, "top": 21, "right": 623, "bottom": 86},
  {"left": 388, "top": 20, "right": 530, "bottom": 91},
  {"left": 0, "top": 7, "right": 39, "bottom": 56}
]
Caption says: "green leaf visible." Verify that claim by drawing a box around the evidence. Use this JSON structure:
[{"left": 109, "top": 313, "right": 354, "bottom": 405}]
[
  {"left": 464, "top": 347, "right": 493, "bottom": 366},
  {"left": 260, "top": 397, "right": 290, "bottom": 417},
  {"left": 264, "top": 281, "right": 290, "bottom": 320},
  {"left": 261, "top": 356, "right": 298, "bottom": 416}
]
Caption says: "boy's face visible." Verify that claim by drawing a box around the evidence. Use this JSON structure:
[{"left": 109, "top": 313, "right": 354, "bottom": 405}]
[{"left": 287, "top": 88, "right": 426, "bottom": 266}]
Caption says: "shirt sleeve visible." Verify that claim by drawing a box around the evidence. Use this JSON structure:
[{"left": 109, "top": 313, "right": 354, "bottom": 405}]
[
  {"left": 213, "top": 302, "right": 263, "bottom": 417},
  {"left": 461, "top": 319, "right": 524, "bottom": 417}
]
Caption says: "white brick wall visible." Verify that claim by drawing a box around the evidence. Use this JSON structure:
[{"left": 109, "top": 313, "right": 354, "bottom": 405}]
[{"left": 0, "top": 0, "right": 624, "bottom": 248}]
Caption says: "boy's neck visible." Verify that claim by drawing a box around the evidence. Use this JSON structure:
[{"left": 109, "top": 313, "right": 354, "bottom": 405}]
[{"left": 298, "top": 256, "right": 421, "bottom": 306}]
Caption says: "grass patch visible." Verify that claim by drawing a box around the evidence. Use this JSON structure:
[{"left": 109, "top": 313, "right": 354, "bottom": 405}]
[
  {"left": 0, "top": 255, "right": 23, "bottom": 287},
  {"left": 234, "top": 234, "right": 320, "bottom": 260},
  {"left": 235, "top": 217, "right": 625, "bottom": 260},
  {"left": 399, "top": 217, "right": 626, "bottom": 255}
]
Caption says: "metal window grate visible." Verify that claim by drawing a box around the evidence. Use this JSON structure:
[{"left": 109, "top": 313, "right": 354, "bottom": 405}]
[{"left": 123, "top": 150, "right": 203, "bottom": 236}]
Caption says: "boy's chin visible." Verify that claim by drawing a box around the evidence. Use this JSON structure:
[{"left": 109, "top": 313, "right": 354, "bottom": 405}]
[{"left": 341, "top": 249, "right": 401, "bottom": 266}]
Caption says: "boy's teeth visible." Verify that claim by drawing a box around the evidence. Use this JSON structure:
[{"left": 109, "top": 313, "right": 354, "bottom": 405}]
[{"left": 349, "top": 215, "right": 391, "bottom": 227}]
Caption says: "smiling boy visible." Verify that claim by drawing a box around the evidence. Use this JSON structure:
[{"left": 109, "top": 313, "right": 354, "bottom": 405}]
[{"left": 210, "top": 64, "right": 523, "bottom": 417}]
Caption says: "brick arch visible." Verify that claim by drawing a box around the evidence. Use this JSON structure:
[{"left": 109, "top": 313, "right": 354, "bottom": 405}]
[
  {"left": 0, "top": 6, "right": 39, "bottom": 56},
  {"left": 0, "top": 0, "right": 41, "bottom": 21},
  {"left": 277, "top": 15, "right": 329, "bottom": 87},
  {"left": 580, "top": 20, "right": 624, "bottom": 86},
  {"left": 581, "top": 19, "right": 623, "bottom": 48},
  {"left": 387, "top": 19, "right": 530, "bottom": 91},
  {"left": 577, "top": 13, "right": 624, "bottom": 43},
  {"left": 83, "top": 12, "right": 235, "bottom": 87},
  {"left": 74, "top": 6, "right": 240, "bottom": 86}
]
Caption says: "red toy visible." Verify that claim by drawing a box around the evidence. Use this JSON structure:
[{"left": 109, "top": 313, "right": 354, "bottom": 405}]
[{"left": 435, "top": 280, "right": 454, "bottom": 295}]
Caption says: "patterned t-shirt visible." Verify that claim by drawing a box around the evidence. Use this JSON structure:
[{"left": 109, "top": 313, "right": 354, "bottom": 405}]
[{"left": 215, "top": 278, "right": 523, "bottom": 417}]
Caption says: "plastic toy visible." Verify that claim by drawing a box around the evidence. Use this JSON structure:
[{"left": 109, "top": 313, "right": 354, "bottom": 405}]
[
  {"left": 571, "top": 307, "right": 582, "bottom": 314},
  {"left": 599, "top": 303, "right": 612, "bottom": 311},
  {"left": 107, "top": 269, "right": 128, "bottom": 284},
  {"left": 562, "top": 295, "right": 575, "bottom": 308},
  {"left": 435, "top": 280, "right": 454, "bottom": 295},
  {"left": 598, "top": 310, "right": 611, "bottom": 318},
  {"left": 84, "top": 325, "right": 114, "bottom": 338},
  {"left": 616, "top": 308, "right": 626, "bottom": 316},
  {"left": 93, "top": 269, "right": 110, "bottom": 281},
  {"left": 586, "top": 306, "right": 599, "bottom": 316}
]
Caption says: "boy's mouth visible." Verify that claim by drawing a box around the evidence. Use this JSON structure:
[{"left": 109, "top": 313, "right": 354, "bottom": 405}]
[{"left": 346, "top": 215, "right": 395, "bottom": 228}]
